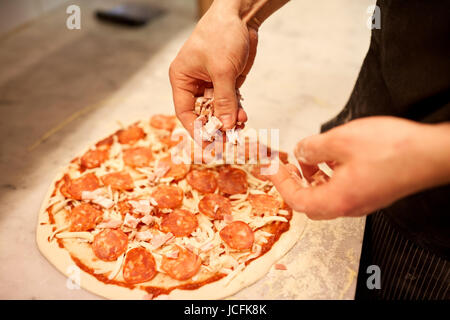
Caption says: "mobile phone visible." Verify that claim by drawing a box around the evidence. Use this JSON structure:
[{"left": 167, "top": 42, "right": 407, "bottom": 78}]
[{"left": 95, "top": 3, "right": 166, "bottom": 27}]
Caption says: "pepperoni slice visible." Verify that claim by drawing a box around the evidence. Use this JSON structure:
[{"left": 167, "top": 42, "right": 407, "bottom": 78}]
[
  {"left": 158, "top": 156, "right": 189, "bottom": 180},
  {"left": 117, "top": 125, "right": 145, "bottom": 145},
  {"left": 198, "top": 194, "right": 231, "bottom": 220},
  {"left": 159, "top": 133, "right": 183, "bottom": 147},
  {"left": 150, "top": 114, "right": 176, "bottom": 131},
  {"left": 248, "top": 194, "right": 281, "bottom": 216},
  {"left": 96, "top": 135, "right": 114, "bottom": 148},
  {"left": 123, "top": 147, "right": 153, "bottom": 167},
  {"left": 186, "top": 169, "right": 217, "bottom": 194},
  {"left": 61, "top": 173, "right": 100, "bottom": 200},
  {"left": 118, "top": 200, "right": 133, "bottom": 217},
  {"left": 80, "top": 148, "right": 109, "bottom": 169},
  {"left": 101, "top": 172, "right": 134, "bottom": 191},
  {"left": 217, "top": 167, "right": 248, "bottom": 195},
  {"left": 69, "top": 203, "right": 103, "bottom": 232},
  {"left": 151, "top": 185, "right": 183, "bottom": 209},
  {"left": 219, "top": 221, "right": 254, "bottom": 250},
  {"left": 161, "top": 209, "right": 198, "bottom": 237},
  {"left": 92, "top": 229, "right": 128, "bottom": 261},
  {"left": 122, "top": 247, "right": 157, "bottom": 284},
  {"left": 161, "top": 247, "right": 201, "bottom": 281}
]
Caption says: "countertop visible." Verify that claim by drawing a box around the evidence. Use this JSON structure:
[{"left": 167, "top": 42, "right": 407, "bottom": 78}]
[{"left": 0, "top": 0, "right": 374, "bottom": 299}]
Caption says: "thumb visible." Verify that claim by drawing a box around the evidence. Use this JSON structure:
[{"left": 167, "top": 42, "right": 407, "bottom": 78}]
[
  {"left": 268, "top": 162, "right": 342, "bottom": 219},
  {"left": 294, "top": 132, "right": 345, "bottom": 165},
  {"left": 212, "top": 73, "right": 238, "bottom": 129}
]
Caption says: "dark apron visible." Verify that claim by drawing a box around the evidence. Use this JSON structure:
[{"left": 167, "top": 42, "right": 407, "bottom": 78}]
[{"left": 320, "top": 0, "right": 450, "bottom": 299}]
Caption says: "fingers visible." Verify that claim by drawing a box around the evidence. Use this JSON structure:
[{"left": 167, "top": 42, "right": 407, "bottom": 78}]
[
  {"left": 237, "top": 107, "right": 247, "bottom": 124},
  {"left": 171, "top": 88, "right": 197, "bottom": 137},
  {"left": 294, "top": 131, "right": 346, "bottom": 165},
  {"left": 211, "top": 73, "right": 239, "bottom": 129},
  {"left": 210, "top": 28, "right": 257, "bottom": 129},
  {"left": 285, "top": 163, "right": 301, "bottom": 176},
  {"left": 169, "top": 62, "right": 198, "bottom": 135},
  {"left": 268, "top": 162, "right": 343, "bottom": 220}
]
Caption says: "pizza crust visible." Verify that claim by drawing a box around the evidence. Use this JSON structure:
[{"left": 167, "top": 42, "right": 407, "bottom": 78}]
[{"left": 35, "top": 122, "right": 308, "bottom": 300}]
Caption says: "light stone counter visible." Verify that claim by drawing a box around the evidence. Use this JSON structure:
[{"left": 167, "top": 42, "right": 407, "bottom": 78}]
[{"left": 0, "top": 0, "right": 374, "bottom": 299}]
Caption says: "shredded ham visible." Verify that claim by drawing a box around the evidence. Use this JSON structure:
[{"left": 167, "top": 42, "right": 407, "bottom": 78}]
[
  {"left": 97, "top": 218, "right": 122, "bottom": 229},
  {"left": 274, "top": 263, "right": 287, "bottom": 270},
  {"left": 194, "top": 88, "right": 245, "bottom": 142},
  {"left": 81, "top": 189, "right": 114, "bottom": 208},
  {"left": 165, "top": 249, "right": 179, "bottom": 259},
  {"left": 136, "top": 230, "right": 153, "bottom": 241},
  {"left": 196, "top": 114, "right": 207, "bottom": 125},
  {"left": 92, "top": 196, "right": 114, "bottom": 209},
  {"left": 148, "top": 164, "right": 170, "bottom": 183},
  {"left": 194, "top": 89, "right": 222, "bottom": 141},
  {"left": 185, "top": 243, "right": 196, "bottom": 252},
  {"left": 194, "top": 97, "right": 206, "bottom": 115},
  {"left": 123, "top": 213, "right": 140, "bottom": 229},
  {"left": 81, "top": 189, "right": 104, "bottom": 200},
  {"left": 150, "top": 232, "right": 174, "bottom": 250},
  {"left": 223, "top": 214, "right": 233, "bottom": 224},
  {"left": 149, "top": 197, "right": 158, "bottom": 206},
  {"left": 129, "top": 199, "right": 152, "bottom": 215},
  {"left": 201, "top": 116, "right": 223, "bottom": 141},
  {"left": 140, "top": 214, "right": 154, "bottom": 226}
]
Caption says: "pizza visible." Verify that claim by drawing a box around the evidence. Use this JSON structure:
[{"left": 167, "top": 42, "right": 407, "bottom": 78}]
[{"left": 36, "top": 114, "right": 307, "bottom": 300}]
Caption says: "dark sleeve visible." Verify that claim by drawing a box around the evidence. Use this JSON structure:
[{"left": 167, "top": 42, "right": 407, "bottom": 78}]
[{"left": 321, "top": 0, "right": 450, "bottom": 133}]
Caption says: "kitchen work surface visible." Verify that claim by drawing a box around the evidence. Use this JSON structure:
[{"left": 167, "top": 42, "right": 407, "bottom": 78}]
[{"left": 0, "top": 0, "right": 374, "bottom": 299}]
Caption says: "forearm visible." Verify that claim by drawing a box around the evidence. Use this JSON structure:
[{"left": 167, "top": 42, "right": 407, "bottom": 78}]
[{"left": 212, "top": 0, "right": 289, "bottom": 29}]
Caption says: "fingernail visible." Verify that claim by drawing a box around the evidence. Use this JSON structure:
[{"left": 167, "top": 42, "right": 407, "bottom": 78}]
[
  {"left": 219, "top": 114, "right": 233, "bottom": 128},
  {"left": 297, "top": 155, "right": 307, "bottom": 163},
  {"left": 294, "top": 143, "right": 307, "bottom": 163}
]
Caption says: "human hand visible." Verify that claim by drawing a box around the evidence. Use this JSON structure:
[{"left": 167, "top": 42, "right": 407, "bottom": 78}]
[
  {"left": 169, "top": 1, "right": 258, "bottom": 135},
  {"left": 269, "top": 117, "right": 450, "bottom": 220}
]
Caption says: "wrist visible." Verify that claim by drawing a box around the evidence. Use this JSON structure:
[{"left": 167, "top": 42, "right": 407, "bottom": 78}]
[
  {"left": 410, "top": 122, "right": 450, "bottom": 190},
  {"left": 211, "top": 0, "right": 289, "bottom": 30},
  {"left": 210, "top": 0, "right": 241, "bottom": 16},
  {"left": 422, "top": 123, "right": 450, "bottom": 183}
]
